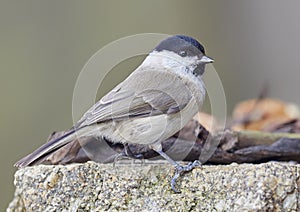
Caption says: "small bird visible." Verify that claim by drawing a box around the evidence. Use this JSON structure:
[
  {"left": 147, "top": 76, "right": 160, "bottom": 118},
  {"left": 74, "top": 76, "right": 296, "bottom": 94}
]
[{"left": 15, "top": 35, "right": 213, "bottom": 192}]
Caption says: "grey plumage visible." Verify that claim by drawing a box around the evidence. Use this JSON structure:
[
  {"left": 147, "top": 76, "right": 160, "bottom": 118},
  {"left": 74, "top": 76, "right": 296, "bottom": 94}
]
[{"left": 15, "top": 35, "right": 213, "bottom": 193}]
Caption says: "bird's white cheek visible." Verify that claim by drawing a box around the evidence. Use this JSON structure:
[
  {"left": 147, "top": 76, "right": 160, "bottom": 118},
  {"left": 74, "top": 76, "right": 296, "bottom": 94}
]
[
  {"left": 162, "top": 56, "right": 199, "bottom": 73},
  {"left": 161, "top": 58, "right": 184, "bottom": 70}
]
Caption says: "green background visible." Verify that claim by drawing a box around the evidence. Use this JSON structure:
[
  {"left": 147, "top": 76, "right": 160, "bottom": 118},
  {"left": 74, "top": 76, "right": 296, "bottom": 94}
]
[{"left": 1, "top": 1, "right": 300, "bottom": 210}]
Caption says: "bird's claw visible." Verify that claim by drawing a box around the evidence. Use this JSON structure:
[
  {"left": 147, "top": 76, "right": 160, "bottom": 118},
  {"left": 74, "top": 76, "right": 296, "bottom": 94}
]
[{"left": 171, "top": 160, "right": 201, "bottom": 193}]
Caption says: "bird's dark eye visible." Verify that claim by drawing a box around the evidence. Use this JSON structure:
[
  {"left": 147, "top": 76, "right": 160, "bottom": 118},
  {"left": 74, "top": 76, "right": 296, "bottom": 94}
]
[{"left": 179, "top": 51, "right": 187, "bottom": 57}]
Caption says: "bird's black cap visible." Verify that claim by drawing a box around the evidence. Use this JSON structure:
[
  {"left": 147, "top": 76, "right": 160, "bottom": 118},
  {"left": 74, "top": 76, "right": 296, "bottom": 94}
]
[
  {"left": 175, "top": 35, "right": 205, "bottom": 54},
  {"left": 154, "top": 35, "right": 206, "bottom": 55}
]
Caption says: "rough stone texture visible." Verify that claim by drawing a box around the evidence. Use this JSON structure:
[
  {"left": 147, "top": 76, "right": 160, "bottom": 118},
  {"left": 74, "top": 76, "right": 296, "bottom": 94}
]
[{"left": 7, "top": 161, "right": 300, "bottom": 211}]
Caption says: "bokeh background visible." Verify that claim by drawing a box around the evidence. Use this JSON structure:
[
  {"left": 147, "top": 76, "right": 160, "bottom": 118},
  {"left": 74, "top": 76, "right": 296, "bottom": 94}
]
[{"left": 1, "top": 1, "right": 300, "bottom": 209}]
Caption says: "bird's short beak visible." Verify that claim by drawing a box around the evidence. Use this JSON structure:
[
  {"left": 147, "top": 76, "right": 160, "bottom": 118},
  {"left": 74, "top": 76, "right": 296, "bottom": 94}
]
[{"left": 199, "top": 56, "right": 214, "bottom": 64}]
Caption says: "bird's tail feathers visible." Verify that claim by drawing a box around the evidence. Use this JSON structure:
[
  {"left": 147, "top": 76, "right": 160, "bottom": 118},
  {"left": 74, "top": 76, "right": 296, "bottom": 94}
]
[{"left": 15, "top": 128, "right": 81, "bottom": 167}]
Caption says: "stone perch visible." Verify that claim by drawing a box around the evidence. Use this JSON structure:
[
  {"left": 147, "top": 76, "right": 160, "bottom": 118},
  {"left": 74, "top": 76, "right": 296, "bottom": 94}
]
[{"left": 8, "top": 161, "right": 300, "bottom": 211}]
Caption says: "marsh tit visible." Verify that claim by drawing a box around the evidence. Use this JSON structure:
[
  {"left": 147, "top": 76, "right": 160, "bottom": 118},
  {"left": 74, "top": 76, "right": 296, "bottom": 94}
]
[{"left": 15, "top": 35, "right": 213, "bottom": 192}]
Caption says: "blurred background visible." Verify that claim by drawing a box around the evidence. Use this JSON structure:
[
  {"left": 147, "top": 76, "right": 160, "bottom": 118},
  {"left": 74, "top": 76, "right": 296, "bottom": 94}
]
[{"left": 1, "top": 0, "right": 300, "bottom": 209}]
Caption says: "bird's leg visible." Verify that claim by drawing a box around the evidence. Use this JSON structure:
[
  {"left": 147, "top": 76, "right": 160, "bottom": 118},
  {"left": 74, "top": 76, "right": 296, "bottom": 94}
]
[{"left": 150, "top": 142, "right": 201, "bottom": 193}]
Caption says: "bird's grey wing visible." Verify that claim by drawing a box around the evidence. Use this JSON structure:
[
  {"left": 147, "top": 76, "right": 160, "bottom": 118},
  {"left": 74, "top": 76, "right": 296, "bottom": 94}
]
[{"left": 77, "top": 71, "right": 192, "bottom": 127}]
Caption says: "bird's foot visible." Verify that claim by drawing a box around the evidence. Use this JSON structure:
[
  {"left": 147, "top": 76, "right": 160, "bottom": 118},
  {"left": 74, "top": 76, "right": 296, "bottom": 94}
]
[{"left": 171, "top": 160, "right": 201, "bottom": 193}]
